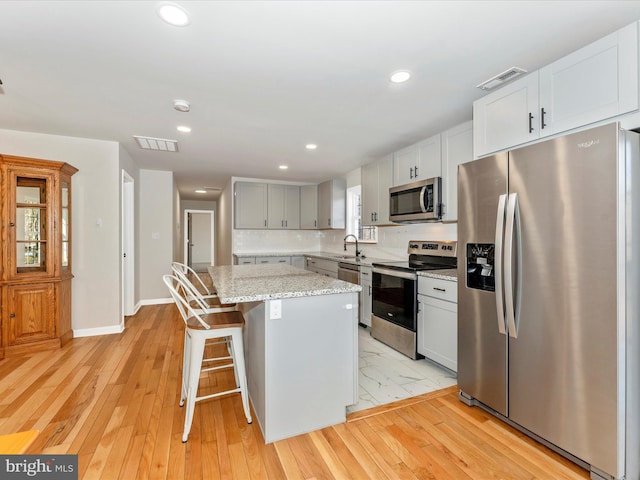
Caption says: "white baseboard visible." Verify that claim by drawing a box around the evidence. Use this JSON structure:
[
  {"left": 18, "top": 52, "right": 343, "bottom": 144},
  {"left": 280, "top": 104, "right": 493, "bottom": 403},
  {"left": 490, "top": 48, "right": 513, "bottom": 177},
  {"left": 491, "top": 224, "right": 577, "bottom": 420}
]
[
  {"left": 137, "top": 298, "right": 173, "bottom": 306},
  {"left": 73, "top": 323, "right": 125, "bottom": 338},
  {"left": 73, "top": 299, "right": 174, "bottom": 338}
]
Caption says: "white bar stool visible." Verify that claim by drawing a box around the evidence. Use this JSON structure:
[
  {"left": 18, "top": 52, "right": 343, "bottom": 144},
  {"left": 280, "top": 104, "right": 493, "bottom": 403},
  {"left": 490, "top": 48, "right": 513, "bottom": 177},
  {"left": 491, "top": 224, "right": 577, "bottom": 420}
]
[
  {"left": 163, "top": 274, "right": 252, "bottom": 442},
  {"left": 171, "top": 263, "right": 236, "bottom": 314}
]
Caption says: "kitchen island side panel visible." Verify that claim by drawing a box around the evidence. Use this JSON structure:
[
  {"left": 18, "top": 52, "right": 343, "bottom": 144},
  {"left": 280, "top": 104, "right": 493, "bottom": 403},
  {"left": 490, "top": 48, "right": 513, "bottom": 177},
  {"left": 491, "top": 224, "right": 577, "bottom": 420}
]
[{"left": 244, "top": 293, "right": 358, "bottom": 443}]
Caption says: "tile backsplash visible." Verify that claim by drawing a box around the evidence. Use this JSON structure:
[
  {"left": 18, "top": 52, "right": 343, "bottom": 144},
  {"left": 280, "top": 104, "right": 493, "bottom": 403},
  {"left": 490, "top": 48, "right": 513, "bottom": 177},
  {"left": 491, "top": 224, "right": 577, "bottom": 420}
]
[{"left": 233, "top": 222, "right": 457, "bottom": 261}]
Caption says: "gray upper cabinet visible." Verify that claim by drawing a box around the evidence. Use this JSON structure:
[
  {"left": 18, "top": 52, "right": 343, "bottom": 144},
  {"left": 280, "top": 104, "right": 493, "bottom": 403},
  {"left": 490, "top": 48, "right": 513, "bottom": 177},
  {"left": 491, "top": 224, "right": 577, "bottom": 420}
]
[
  {"left": 440, "top": 121, "right": 473, "bottom": 222},
  {"left": 235, "top": 182, "right": 268, "bottom": 229},
  {"left": 474, "top": 20, "right": 638, "bottom": 158},
  {"left": 362, "top": 154, "right": 393, "bottom": 226},
  {"left": 393, "top": 134, "right": 441, "bottom": 185},
  {"left": 300, "top": 184, "right": 318, "bottom": 229},
  {"left": 318, "top": 178, "right": 346, "bottom": 229},
  {"left": 267, "top": 184, "right": 300, "bottom": 229}
]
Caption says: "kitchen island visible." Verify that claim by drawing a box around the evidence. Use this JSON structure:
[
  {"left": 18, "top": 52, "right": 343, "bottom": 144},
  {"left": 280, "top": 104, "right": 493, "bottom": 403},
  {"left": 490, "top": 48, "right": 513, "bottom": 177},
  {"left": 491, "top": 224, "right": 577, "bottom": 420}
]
[{"left": 208, "top": 264, "right": 361, "bottom": 443}]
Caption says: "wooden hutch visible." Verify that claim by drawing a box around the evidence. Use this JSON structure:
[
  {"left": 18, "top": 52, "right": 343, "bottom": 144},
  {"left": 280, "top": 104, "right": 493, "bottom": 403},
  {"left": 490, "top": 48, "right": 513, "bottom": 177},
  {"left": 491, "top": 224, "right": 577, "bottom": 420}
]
[{"left": 0, "top": 155, "right": 77, "bottom": 358}]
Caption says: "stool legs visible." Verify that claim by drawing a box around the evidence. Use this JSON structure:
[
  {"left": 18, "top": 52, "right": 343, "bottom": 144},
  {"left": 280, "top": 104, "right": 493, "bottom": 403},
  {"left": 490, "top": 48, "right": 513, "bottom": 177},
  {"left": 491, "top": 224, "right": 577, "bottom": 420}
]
[
  {"left": 230, "top": 330, "right": 252, "bottom": 424},
  {"left": 182, "top": 332, "right": 206, "bottom": 442},
  {"left": 180, "top": 327, "right": 252, "bottom": 443}
]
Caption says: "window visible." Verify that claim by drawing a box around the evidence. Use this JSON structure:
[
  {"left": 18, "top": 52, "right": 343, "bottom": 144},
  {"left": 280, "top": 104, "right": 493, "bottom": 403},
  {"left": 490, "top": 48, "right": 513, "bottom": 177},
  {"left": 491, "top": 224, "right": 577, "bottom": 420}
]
[{"left": 346, "top": 185, "right": 377, "bottom": 243}]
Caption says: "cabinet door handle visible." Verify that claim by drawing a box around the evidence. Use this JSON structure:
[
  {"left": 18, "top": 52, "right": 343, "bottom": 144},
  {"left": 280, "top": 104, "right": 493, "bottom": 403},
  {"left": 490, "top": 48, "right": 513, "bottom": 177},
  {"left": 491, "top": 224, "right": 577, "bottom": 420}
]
[
  {"left": 409, "top": 167, "right": 414, "bottom": 179},
  {"left": 9, "top": 313, "right": 15, "bottom": 318},
  {"left": 285, "top": 220, "right": 287, "bottom": 227},
  {"left": 528, "top": 112, "right": 534, "bottom": 133},
  {"left": 433, "top": 287, "right": 446, "bottom": 292},
  {"left": 541, "top": 108, "right": 547, "bottom": 129},
  {"left": 9, "top": 222, "right": 15, "bottom": 227},
  {"left": 414, "top": 165, "right": 418, "bottom": 178},
  {"left": 314, "top": 220, "right": 317, "bottom": 227},
  {"left": 264, "top": 220, "right": 267, "bottom": 227}
]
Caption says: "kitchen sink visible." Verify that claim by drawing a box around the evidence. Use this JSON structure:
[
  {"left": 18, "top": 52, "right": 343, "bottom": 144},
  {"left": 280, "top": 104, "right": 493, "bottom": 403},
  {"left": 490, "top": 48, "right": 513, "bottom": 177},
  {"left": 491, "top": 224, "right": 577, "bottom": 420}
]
[{"left": 331, "top": 255, "right": 357, "bottom": 260}]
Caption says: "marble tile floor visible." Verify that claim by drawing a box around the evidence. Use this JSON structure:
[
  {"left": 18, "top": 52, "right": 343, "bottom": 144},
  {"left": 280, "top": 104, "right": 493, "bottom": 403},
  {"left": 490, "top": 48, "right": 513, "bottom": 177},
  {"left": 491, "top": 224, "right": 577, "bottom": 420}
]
[{"left": 347, "top": 326, "right": 457, "bottom": 413}]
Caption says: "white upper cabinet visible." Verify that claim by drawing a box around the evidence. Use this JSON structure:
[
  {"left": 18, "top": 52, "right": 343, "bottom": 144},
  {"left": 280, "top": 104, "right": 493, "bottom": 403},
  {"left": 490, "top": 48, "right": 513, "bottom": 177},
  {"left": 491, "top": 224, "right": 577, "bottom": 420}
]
[
  {"left": 318, "top": 178, "right": 346, "bottom": 229},
  {"left": 300, "top": 184, "right": 318, "bottom": 229},
  {"left": 235, "top": 182, "right": 268, "bottom": 229},
  {"left": 474, "top": 21, "right": 639, "bottom": 158},
  {"left": 440, "top": 121, "right": 473, "bottom": 222},
  {"left": 362, "top": 154, "right": 393, "bottom": 226},
  {"left": 394, "top": 134, "right": 441, "bottom": 185},
  {"left": 538, "top": 22, "right": 638, "bottom": 138},
  {"left": 473, "top": 73, "right": 540, "bottom": 157},
  {"left": 267, "top": 184, "right": 300, "bottom": 229}
]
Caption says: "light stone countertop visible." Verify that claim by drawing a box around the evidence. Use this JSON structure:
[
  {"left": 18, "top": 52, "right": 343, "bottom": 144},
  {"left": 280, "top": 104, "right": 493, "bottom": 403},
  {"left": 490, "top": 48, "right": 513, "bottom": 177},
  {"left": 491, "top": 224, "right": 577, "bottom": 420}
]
[
  {"left": 418, "top": 269, "right": 458, "bottom": 282},
  {"left": 208, "top": 264, "right": 362, "bottom": 304}
]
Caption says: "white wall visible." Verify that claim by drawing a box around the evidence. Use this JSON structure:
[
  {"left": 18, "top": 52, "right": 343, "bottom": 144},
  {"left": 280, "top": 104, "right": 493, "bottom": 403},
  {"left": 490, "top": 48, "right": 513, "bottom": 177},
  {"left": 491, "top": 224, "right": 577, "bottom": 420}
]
[
  {"left": 139, "top": 169, "right": 174, "bottom": 301},
  {"left": 217, "top": 178, "right": 234, "bottom": 265},
  {"left": 0, "top": 128, "right": 121, "bottom": 334}
]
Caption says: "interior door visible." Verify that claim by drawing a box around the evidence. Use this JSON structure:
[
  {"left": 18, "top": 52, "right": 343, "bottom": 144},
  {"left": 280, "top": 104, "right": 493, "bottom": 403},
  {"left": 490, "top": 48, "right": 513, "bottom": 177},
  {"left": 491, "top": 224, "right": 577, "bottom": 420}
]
[{"left": 457, "top": 152, "right": 509, "bottom": 416}]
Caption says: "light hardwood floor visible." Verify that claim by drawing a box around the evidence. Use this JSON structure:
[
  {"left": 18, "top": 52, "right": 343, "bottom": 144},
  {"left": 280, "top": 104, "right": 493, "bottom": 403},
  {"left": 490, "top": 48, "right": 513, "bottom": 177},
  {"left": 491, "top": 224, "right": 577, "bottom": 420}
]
[{"left": 0, "top": 303, "right": 589, "bottom": 479}]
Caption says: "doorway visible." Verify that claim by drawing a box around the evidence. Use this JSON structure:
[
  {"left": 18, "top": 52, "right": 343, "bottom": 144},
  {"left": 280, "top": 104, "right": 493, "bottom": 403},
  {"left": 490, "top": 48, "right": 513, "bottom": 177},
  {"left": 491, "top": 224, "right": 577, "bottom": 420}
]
[
  {"left": 183, "top": 209, "right": 215, "bottom": 272},
  {"left": 121, "top": 170, "right": 135, "bottom": 321}
]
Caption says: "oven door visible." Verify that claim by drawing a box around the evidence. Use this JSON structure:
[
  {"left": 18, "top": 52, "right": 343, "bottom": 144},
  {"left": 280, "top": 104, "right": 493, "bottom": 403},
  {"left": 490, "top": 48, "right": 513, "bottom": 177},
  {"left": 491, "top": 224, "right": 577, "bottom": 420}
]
[{"left": 372, "top": 267, "right": 417, "bottom": 331}]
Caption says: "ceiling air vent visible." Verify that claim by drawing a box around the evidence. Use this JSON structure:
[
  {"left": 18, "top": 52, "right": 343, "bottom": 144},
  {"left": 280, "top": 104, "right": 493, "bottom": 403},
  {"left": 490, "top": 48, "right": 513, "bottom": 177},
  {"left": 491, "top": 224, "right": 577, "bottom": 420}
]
[
  {"left": 476, "top": 67, "right": 527, "bottom": 91},
  {"left": 133, "top": 135, "right": 179, "bottom": 152}
]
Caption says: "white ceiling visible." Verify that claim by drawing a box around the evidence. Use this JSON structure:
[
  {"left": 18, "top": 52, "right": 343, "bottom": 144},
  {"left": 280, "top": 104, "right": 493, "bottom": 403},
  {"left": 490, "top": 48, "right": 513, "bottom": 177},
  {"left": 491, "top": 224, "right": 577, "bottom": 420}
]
[{"left": 2, "top": 1, "right": 640, "bottom": 200}]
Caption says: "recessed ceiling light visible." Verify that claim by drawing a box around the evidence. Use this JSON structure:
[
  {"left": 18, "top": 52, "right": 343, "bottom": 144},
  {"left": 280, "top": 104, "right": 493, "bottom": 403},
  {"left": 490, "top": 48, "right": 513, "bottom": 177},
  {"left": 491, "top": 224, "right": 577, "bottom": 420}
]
[
  {"left": 195, "top": 189, "right": 207, "bottom": 194},
  {"left": 279, "top": 165, "right": 289, "bottom": 170},
  {"left": 390, "top": 70, "right": 411, "bottom": 83},
  {"left": 305, "top": 144, "right": 317, "bottom": 150},
  {"left": 158, "top": 3, "right": 190, "bottom": 27},
  {"left": 177, "top": 125, "right": 191, "bottom": 133},
  {"left": 173, "top": 99, "right": 190, "bottom": 112}
]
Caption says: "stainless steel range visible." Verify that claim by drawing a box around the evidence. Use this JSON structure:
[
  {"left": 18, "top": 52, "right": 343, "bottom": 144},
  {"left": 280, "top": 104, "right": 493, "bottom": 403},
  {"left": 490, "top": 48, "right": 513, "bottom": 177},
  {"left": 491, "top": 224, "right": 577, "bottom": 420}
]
[{"left": 371, "top": 240, "right": 457, "bottom": 359}]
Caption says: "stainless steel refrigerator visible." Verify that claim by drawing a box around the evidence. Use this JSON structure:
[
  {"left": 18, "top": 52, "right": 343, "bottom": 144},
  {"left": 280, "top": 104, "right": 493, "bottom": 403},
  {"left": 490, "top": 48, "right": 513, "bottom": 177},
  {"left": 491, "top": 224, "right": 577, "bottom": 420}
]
[{"left": 457, "top": 123, "right": 640, "bottom": 480}]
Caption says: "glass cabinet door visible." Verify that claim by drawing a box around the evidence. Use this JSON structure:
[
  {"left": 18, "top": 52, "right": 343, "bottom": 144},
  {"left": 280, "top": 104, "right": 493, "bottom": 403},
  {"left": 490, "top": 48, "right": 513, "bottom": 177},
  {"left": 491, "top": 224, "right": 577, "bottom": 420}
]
[
  {"left": 15, "top": 177, "right": 48, "bottom": 273},
  {"left": 61, "top": 181, "right": 69, "bottom": 270}
]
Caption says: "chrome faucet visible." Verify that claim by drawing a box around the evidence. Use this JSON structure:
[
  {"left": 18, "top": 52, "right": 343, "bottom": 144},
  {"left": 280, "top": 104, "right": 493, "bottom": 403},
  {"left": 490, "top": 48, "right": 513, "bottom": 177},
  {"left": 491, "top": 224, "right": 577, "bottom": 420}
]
[{"left": 343, "top": 234, "right": 361, "bottom": 257}]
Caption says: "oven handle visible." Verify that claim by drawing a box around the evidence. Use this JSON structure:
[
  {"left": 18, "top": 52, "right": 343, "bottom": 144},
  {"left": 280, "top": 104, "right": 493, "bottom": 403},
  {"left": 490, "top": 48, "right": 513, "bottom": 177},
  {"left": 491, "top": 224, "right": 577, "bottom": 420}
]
[{"left": 372, "top": 266, "right": 417, "bottom": 281}]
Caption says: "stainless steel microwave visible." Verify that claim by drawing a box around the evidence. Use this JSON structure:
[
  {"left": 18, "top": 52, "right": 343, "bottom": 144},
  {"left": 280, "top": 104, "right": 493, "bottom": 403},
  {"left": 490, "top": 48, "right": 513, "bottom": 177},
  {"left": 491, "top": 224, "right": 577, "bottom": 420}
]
[{"left": 389, "top": 177, "right": 442, "bottom": 223}]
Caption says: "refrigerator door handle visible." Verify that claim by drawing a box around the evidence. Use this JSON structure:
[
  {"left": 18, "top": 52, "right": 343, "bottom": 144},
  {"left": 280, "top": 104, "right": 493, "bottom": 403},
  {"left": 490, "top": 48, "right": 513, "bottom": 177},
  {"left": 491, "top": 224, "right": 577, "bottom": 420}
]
[
  {"left": 504, "top": 192, "right": 522, "bottom": 338},
  {"left": 495, "top": 193, "right": 508, "bottom": 335}
]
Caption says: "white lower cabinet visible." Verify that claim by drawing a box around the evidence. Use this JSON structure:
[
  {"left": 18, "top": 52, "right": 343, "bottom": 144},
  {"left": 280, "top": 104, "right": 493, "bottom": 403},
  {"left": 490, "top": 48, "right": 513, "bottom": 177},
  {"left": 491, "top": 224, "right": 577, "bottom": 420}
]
[
  {"left": 360, "top": 266, "right": 372, "bottom": 327},
  {"left": 255, "top": 256, "right": 291, "bottom": 265},
  {"left": 236, "top": 256, "right": 256, "bottom": 265},
  {"left": 304, "top": 256, "right": 338, "bottom": 278},
  {"left": 417, "top": 276, "right": 457, "bottom": 372}
]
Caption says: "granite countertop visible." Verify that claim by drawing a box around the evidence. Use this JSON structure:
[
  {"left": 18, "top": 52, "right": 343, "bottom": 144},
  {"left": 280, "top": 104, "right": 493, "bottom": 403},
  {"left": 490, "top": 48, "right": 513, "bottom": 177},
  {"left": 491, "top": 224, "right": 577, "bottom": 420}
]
[
  {"left": 208, "top": 264, "right": 362, "bottom": 303},
  {"left": 418, "top": 269, "right": 458, "bottom": 282}
]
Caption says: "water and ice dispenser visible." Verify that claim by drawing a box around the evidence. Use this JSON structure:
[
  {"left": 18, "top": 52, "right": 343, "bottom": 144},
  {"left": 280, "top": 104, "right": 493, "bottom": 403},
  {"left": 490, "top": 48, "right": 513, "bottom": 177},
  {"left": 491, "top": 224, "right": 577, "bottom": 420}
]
[{"left": 466, "top": 244, "right": 495, "bottom": 291}]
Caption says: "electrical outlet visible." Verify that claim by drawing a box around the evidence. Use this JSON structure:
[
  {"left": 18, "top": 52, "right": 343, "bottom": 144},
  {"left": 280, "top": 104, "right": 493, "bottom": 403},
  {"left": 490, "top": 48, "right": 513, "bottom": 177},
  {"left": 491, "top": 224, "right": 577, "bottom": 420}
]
[{"left": 270, "top": 300, "right": 282, "bottom": 319}]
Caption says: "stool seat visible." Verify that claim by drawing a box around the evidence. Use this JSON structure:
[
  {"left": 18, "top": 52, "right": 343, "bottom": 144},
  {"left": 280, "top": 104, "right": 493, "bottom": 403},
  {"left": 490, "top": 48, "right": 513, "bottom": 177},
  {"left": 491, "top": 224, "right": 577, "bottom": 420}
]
[{"left": 186, "top": 310, "right": 244, "bottom": 330}]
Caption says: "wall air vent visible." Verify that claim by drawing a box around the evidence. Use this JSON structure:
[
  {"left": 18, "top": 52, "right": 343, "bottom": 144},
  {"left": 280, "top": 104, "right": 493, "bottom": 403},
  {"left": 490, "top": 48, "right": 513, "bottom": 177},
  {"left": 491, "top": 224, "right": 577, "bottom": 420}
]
[
  {"left": 476, "top": 67, "right": 527, "bottom": 91},
  {"left": 133, "top": 135, "right": 179, "bottom": 152}
]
